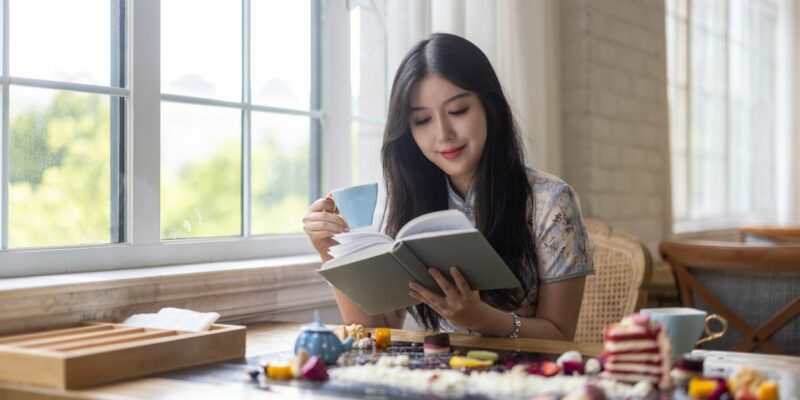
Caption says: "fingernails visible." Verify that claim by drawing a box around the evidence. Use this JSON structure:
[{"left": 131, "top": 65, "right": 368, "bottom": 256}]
[
  {"left": 344, "top": 227, "right": 350, "bottom": 232},
  {"left": 408, "top": 283, "right": 417, "bottom": 289}
]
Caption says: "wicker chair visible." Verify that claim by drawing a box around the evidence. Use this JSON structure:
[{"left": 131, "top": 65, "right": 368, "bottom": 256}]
[
  {"left": 660, "top": 240, "right": 800, "bottom": 355},
  {"left": 574, "top": 219, "right": 652, "bottom": 343}
]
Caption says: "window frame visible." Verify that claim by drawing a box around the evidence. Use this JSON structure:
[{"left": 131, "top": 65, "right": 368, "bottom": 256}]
[
  {"left": 667, "top": 0, "right": 780, "bottom": 233},
  {"left": 0, "top": 0, "right": 343, "bottom": 278}
]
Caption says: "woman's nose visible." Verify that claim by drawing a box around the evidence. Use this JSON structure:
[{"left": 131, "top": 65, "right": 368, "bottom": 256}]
[{"left": 435, "top": 116, "right": 455, "bottom": 142}]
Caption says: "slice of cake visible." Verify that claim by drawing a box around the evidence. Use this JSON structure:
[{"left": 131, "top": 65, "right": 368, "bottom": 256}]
[
  {"left": 423, "top": 333, "right": 450, "bottom": 355},
  {"left": 602, "top": 313, "right": 672, "bottom": 389}
]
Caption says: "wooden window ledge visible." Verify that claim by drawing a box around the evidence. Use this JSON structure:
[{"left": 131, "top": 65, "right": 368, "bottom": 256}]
[{"left": 0, "top": 256, "right": 338, "bottom": 336}]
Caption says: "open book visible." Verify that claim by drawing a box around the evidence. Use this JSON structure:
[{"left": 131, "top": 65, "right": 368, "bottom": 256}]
[{"left": 318, "top": 210, "right": 521, "bottom": 315}]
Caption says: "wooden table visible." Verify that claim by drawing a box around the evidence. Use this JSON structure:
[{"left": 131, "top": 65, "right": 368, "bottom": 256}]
[
  {"left": 1, "top": 321, "right": 797, "bottom": 399},
  {"left": 0, "top": 321, "right": 600, "bottom": 400}
]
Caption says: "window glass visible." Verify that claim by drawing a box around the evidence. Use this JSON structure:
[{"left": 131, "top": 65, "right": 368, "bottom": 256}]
[
  {"left": 161, "top": 0, "right": 242, "bottom": 101},
  {"left": 251, "top": 0, "right": 311, "bottom": 110},
  {"left": 161, "top": 102, "right": 242, "bottom": 239}
]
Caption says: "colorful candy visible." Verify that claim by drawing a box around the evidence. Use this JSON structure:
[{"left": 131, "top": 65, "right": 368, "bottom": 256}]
[
  {"left": 266, "top": 360, "right": 294, "bottom": 380},
  {"left": 375, "top": 327, "right": 391, "bottom": 348},
  {"left": 301, "top": 356, "right": 329, "bottom": 381},
  {"left": 465, "top": 350, "right": 498, "bottom": 362},
  {"left": 756, "top": 380, "right": 778, "bottom": 400},
  {"left": 449, "top": 356, "right": 493, "bottom": 370},
  {"left": 688, "top": 377, "right": 718, "bottom": 398}
]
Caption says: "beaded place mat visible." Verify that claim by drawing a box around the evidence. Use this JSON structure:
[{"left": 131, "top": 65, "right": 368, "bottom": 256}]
[{"left": 161, "top": 341, "right": 547, "bottom": 400}]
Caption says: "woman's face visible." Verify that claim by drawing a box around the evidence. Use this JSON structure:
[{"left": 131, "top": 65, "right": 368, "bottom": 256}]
[{"left": 408, "top": 74, "right": 487, "bottom": 191}]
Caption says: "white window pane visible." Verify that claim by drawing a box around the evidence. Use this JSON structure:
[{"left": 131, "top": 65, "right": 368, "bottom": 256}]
[
  {"left": 251, "top": 0, "right": 311, "bottom": 110},
  {"left": 161, "top": 103, "right": 241, "bottom": 239},
  {"left": 10, "top": 0, "right": 113, "bottom": 86},
  {"left": 667, "top": 18, "right": 688, "bottom": 87},
  {"left": 351, "top": 4, "right": 387, "bottom": 119},
  {"left": 691, "top": 0, "right": 726, "bottom": 34},
  {"left": 9, "top": 87, "right": 114, "bottom": 248},
  {"left": 666, "top": 0, "right": 688, "bottom": 19},
  {"left": 691, "top": 29, "right": 725, "bottom": 95},
  {"left": 161, "top": 0, "right": 241, "bottom": 101},
  {"left": 351, "top": 121, "right": 383, "bottom": 185},
  {"left": 671, "top": 152, "right": 688, "bottom": 220},
  {"left": 668, "top": 86, "right": 687, "bottom": 153},
  {"left": 250, "top": 113, "right": 309, "bottom": 235}
]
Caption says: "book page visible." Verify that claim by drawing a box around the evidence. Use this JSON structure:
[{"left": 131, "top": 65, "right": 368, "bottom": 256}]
[
  {"left": 396, "top": 209, "right": 473, "bottom": 240},
  {"left": 328, "top": 232, "right": 393, "bottom": 259}
]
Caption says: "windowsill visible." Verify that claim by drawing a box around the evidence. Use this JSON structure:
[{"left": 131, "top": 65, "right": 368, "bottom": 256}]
[
  {"left": 0, "top": 255, "right": 338, "bottom": 336},
  {"left": 673, "top": 216, "right": 775, "bottom": 239}
]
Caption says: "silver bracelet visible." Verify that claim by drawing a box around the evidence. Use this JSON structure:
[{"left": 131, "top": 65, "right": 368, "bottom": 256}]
[{"left": 509, "top": 312, "right": 521, "bottom": 338}]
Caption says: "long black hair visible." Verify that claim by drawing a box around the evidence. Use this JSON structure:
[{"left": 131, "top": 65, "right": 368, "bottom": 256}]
[{"left": 381, "top": 33, "right": 537, "bottom": 330}]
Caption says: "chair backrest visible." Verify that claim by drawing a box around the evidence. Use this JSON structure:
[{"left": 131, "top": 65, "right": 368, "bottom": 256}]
[
  {"left": 574, "top": 219, "right": 652, "bottom": 343},
  {"left": 738, "top": 225, "right": 800, "bottom": 244},
  {"left": 659, "top": 240, "right": 800, "bottom": 355}
]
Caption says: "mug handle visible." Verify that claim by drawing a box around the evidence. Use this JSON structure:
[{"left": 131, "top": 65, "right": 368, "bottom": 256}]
[{"left": 695, "top": 314, "right": 728, "bottom": 346}]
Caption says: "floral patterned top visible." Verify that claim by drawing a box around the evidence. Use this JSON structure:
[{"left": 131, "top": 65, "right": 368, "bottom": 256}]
[
  {"left": 447, "top": 167, "right": 595, "bottom": 285},
  {"left": 438, "top": 167, "right": 595, "bottom": 333}
]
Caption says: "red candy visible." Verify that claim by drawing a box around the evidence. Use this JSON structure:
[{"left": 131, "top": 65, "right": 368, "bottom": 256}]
[
  {"left": 562, "top": 360, "right": 585, "bottom": 375},
  {"left": 540, "top": 361, "right": 561, "bottom": 377},
  {"left": 300, "top": 356, "right": 329, "bottom": 381}
]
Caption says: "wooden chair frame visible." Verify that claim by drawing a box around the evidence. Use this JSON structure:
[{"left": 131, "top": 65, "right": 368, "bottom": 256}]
[
  {"left": 660, "top": 240, "right": 800, "bottom": 354},
  {"left": 738, "top": 226, "right": 800, "bottom": 244}
]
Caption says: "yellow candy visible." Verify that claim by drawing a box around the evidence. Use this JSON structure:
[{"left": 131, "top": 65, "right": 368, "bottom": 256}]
[
  {"left": 756, "top": 380, "right": 778, "bottom": 400},
  {"left": 375, "top": 327, "right": 391, "bottom": 348},
  {"left": 449, "top": 356, "right": 494, "bottom": 369},
  {"left": 688, "top": 378, "right": 718, "bottom": 398},
  {"left": 466, "top": 350, "right": 499, "bottom": 362},
  {"left": 266, "top": 361, "right": 294, "bottom": 380}
]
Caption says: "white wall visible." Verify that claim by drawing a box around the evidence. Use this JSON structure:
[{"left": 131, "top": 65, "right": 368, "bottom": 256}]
[{"left": 559, "top": 0, "right": 672, "bottom": 255}]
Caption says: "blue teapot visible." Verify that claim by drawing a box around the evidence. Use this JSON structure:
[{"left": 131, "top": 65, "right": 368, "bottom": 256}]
[{"left": 294, "top": 310, "right": 354, "bottom": 365}]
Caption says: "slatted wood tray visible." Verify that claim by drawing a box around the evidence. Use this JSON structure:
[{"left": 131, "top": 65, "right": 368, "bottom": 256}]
[{"left": 0, "top": 321, "right": 245, "bottom": 389}]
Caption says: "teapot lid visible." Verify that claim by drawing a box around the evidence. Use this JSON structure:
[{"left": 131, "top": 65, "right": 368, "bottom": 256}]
[{"left": 300, "top": 310, "right": 333, "bottom": 333}]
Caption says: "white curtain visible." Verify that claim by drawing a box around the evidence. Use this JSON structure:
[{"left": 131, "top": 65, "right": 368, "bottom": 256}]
[{"left": 386, "top": 0, "right": 562, "bottom": 175}]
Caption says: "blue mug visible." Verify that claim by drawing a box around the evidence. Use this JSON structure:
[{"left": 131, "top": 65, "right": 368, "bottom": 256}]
[
  {"left": 331, "top": 183, "right": 378, "bottom": 229},
  {"left": 640, "top": 307, "right": 727, "bottom": 359}
]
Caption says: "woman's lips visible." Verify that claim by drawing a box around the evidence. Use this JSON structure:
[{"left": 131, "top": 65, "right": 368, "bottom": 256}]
[{"left": 440, "top": 145, "right": 466, "bottom": 160}]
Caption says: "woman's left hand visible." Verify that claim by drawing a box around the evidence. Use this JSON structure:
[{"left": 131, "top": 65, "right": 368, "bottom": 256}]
[{"left": 408, "top": 266, "right": 490, "bottom": 330}]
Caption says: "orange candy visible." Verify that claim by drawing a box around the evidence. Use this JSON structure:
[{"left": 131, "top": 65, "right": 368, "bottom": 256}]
[{"left": 375, "top": 328, "right": 391, "bottom": 348}]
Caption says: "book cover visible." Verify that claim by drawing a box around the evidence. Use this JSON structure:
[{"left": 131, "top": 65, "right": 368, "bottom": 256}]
[{"left": 318, "top": 210, "right": 521, "bottom": 315}]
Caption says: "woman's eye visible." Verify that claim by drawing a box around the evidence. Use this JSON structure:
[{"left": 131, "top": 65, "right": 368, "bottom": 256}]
[
  {"left": 413, "top": 118, "right": 431, "bottom": 126},
  {"left": 449, "top": 107, "right": 468, "bottom": 116}
]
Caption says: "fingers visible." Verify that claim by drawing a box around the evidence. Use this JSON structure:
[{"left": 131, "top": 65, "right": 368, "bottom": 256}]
[
  {"left": 308, "top": 196, "right": 337, "bottom": 213},
  {"left": 303, "top": 218, "right": 348, "bottom": 234},
  {"left": 302, "top": 210, "right": 349, "bottom": 242},
  {"left": 409, "top": 283, "right": 446, "bottom": 311},
  {"left": 449, "top": 267, "right": 473, "bottom": 296},
  {"left": 428, "top": 267, "right": 461, "bottom": 298}
]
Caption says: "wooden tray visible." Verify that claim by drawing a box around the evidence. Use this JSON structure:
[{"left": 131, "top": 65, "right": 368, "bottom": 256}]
[{"left": 0, "top": 321, "right": 245, "bottom": 389}]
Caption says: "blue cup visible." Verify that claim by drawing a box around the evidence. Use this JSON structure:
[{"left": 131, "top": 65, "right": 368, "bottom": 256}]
[
  {"left": 331, "top": 183, "right": 378, "bottom": 229},
  {"left": 640, "top": 307, "right": 727, "bottom": 360}
]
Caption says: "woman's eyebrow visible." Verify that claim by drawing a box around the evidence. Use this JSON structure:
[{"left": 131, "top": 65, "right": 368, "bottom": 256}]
[{"left": 410, "top": 92, "right": 471, "bottom": 111}]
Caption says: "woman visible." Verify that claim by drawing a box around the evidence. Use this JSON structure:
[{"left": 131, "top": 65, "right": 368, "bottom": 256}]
[{"left": 303, "top": 33, "right": 593, "bottom": 340}]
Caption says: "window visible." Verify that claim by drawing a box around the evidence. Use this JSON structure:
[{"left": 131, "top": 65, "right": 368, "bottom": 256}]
[
  {"left": 2, "top": 0, "right": 126, "bottom": 250},
  {"left": 666, "top": 0, "right": 779, "bottom": 232},
  {"left": 0, "top": 0, "right": 383, "bottom": 278},
  {"left": 350, "top": 0, "right": 387, "bottom": 186},
  {"left": 160, "top": 0, "right": 319, "bottom": 239}
]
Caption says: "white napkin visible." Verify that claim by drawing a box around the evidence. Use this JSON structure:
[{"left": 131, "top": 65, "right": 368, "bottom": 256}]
[{"left": 122, "top": 307, "right": 220, "bottom": 332}]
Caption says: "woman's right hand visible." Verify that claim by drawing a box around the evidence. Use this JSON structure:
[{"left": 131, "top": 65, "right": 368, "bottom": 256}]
[{"left": 303, "top": 195, "right": 349, "bottom": 258}]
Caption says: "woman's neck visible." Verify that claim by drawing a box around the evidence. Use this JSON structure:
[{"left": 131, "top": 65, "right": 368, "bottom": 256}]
[{"left": 448, "top": 175, "right": 473, "bottom": 200}]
